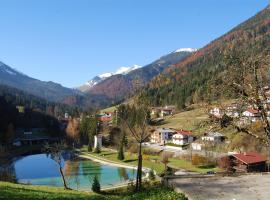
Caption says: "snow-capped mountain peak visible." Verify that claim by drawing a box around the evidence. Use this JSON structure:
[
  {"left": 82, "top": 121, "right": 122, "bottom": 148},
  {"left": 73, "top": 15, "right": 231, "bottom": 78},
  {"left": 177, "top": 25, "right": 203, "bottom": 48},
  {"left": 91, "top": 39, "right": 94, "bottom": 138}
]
[
  {"left": 174, "top": 48, "right": 197, "bottom": 53},
  {"left": 78, "top": 64, "right": 142, "bottom": 92}
]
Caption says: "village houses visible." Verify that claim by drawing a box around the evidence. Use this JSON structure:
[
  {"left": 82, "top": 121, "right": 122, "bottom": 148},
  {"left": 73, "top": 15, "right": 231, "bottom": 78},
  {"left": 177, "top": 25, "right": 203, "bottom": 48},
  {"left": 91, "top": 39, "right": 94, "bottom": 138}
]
[{"left": 150, "top": 128, "right": 176, "bottom": 144}]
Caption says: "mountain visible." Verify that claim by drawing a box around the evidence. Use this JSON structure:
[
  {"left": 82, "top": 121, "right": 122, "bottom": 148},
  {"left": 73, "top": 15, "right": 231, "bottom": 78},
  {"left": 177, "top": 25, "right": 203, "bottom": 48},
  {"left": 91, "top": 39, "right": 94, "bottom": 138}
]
[
  {"left": 84, "top": 48, "right": 196, "bottom": 103},
  {"left": 141, "top": 5, "right": 270, "bottom": 108},
  {"left": 0, "top": 61, "right": 80, "bottom": 102},
  {"left": 78, "top": 64, "right": 142, "bottom": 92}
]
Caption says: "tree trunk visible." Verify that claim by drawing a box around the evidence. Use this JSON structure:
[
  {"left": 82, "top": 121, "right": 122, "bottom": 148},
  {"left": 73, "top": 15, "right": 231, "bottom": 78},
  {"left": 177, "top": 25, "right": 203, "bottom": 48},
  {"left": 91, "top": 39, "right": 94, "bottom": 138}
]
[
  {"left": 136, "top": 142, "right": 143, "bottom": 192},
  {"left": 59, "top": 166, "right": 69, "bottom": 190}
]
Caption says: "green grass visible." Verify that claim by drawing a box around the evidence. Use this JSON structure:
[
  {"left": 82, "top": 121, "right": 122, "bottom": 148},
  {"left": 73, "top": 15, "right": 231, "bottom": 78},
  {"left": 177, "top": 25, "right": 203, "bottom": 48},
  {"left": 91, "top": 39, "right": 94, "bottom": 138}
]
[
  {"left": 0, "top": 181, "right": 187, "bottom": 200},
  {"left": 80, "top": 147, "right": 219, "bottom": 174},
  {"left": 156, "top": 107, "right": 209, "bottom": 134}
]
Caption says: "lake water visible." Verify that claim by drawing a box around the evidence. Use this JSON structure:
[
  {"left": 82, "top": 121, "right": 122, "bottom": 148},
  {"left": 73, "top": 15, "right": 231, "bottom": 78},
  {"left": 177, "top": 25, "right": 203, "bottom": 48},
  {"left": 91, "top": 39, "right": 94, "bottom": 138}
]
[{"left": 1, "top": 153, "right": 136, "bottom": 190}]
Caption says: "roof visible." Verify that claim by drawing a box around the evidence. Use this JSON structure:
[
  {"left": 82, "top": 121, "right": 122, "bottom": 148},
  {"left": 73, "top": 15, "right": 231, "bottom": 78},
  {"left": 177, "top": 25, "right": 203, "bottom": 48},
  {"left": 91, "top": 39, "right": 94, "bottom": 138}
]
[
  {"left": 232, "top": 152, "right": 267, "bottom": 164},
  {"left": 245, "top": 108, "right": 259, "bottom": 114},
  {"left": 176, "top": 130, "right": 193, "bottom": 136}
]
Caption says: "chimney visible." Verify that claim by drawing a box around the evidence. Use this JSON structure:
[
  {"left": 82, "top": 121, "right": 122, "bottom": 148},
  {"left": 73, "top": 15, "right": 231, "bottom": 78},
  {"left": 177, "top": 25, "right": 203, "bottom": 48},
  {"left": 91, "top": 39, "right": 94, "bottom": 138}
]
[{"left": 244, "top": 152, "right": 247, "bottom": 156}]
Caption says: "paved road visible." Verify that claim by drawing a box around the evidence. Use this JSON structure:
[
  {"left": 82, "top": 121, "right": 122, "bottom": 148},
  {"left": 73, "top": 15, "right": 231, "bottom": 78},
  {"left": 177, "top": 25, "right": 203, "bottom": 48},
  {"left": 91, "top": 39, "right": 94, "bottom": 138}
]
[{"left": 169, "top": 173, "right": 270, "bottom": 200}]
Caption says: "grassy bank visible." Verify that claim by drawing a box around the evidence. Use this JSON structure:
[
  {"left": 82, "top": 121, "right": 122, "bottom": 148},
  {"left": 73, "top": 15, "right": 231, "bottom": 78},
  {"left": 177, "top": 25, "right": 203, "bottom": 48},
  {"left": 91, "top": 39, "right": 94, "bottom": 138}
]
[
  {"left": 0, "top": 181, "right": 187, "bottom": 200},
  {"left": 80, "top": 147, "right": 218, "bottom": 174}
]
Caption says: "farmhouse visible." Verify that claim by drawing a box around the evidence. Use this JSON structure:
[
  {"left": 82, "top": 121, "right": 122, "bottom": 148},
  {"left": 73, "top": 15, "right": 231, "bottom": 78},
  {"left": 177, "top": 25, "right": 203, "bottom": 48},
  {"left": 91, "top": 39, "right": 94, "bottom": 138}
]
[
  {"left": 201, "top": 132, "right": 225, "bottom": 143},
  {"left": 242, "top": 108, "right": 260, "bottom": 122},
  {"left": 150, "top": 128, "right": 176, "bottom": 144},
  {"left": 172, "top": 130, "right": 194, "bottom": 146},
  {"left": 209, "top": 107, "right": 224, "bottom": 118},
  {"left": 97, "top": 112, "right": 113, "bottom": 124},
  {"left": 151, "top": 106, "right": 175, "bottom": 117},
  {"left": 230, "top": 152, "right": 267, "bottom": 172}
]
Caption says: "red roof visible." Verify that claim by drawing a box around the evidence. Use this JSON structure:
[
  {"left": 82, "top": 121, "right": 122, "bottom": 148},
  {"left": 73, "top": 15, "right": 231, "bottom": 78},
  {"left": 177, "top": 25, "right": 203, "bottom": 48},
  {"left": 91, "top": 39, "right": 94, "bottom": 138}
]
[
  {"left": 232, "top": 152, "right": 267, "bottom": 164},
  {"left": 176, "top": 130, "right": 193, "bottom": 136},
  {"left": 246, "top": 108, "right": 259, "bottom": 114}
]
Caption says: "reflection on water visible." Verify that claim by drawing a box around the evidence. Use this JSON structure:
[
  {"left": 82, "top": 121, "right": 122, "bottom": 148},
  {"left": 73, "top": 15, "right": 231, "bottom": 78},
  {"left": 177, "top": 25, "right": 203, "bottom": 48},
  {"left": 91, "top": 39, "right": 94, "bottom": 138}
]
[{"left": 0, "top": 153, "right": 136, "bottom": 190}]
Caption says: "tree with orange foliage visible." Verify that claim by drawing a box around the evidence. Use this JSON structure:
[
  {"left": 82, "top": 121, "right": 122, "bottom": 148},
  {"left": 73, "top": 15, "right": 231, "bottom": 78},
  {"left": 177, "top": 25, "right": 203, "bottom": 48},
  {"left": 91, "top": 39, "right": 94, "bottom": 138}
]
[{"left": 66, "top": 118, "right": 80, "bottom": 146}]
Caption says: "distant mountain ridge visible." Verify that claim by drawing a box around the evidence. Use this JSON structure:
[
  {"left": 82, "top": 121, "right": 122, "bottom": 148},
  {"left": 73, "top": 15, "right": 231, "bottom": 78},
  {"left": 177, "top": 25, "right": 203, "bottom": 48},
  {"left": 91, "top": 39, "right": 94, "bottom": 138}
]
[{"left": 0, "top": 61, "right": 79, "bottom": 102}]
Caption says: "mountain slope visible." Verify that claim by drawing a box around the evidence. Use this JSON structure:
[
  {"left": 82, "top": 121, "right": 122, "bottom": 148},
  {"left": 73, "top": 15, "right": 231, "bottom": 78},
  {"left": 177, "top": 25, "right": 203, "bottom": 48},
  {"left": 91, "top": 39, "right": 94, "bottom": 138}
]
[
  {"left": 0, "top": 62, "right": 79, "bottom": 102},
  {"left": 141, "top": 5, "right": 270, "bottom": 108},
  {"left": 86, "top": 49, "right": 196, "bottom": 103}
]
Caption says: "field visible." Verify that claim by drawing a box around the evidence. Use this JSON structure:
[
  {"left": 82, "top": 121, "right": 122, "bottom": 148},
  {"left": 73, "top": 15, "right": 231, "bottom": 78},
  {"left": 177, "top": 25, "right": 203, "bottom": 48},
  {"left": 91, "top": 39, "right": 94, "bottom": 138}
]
[
  {"left": 0, "top": 181, "right": 186, "bottom": 200},
  {"left": 155, "top": 107, "right": 209, "bottom": 134}
]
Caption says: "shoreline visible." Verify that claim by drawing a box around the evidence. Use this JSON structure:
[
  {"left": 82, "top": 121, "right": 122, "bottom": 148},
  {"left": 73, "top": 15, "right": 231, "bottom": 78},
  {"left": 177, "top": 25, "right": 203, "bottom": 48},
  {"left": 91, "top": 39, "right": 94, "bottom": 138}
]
[{"left": 77, "top": 152, "right": 151, "bottom": 191}]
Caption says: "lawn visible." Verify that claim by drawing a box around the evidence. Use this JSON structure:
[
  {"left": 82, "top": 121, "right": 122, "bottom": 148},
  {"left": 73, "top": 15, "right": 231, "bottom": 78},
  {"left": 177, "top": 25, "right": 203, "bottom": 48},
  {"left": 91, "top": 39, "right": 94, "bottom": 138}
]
[
  {"left": 0, "top": 181, "right": 187, "bottom": 200},
  {"left": 80, "top": 147, "right": 219, "bottom": 174},
  {"left": 155, "top": 107, "right": 209, "bottom": 134}
]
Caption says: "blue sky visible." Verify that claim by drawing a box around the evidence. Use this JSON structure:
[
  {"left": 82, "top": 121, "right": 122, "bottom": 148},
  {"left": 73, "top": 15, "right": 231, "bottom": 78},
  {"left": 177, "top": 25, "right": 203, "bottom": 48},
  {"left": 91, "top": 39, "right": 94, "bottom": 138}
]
[{"left": 0, "top": 0, "right": 269, "bottom": 87}]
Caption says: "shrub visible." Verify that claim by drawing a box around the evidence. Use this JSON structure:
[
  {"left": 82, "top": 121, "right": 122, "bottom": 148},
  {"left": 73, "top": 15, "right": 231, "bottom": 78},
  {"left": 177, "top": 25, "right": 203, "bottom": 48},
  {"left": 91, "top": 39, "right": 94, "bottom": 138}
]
[
  {"left": 148, "top": 169, "right": 156, "bottom": 181},
  {"left": 91, "top": 175, "right": 100, "bottom": 193},
  {"left": 94, "top": 143, "right": 101, "bottom": 154}
]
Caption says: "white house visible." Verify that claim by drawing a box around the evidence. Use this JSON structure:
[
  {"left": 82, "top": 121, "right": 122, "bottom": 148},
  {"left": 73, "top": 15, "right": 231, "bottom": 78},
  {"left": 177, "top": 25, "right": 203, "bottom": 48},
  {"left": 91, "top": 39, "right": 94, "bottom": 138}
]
[
  {"left": 151, "top": 106, "right": 175, "bottom": 117},
  {"left": 209, "top": 107, "right": 224, "bottom": 118},
  {"left": 150, "top": 128, "right": 176, "bottom": 144},
  {"left": 225, "top": 104, "right": 240, "bottom": 118},
  {"left": 242, "top": 109, "right": 261, "bottom": 122},
  {"left": 201, "top": 132, "right": 225, "bottom": 143},
  {"left": 191, "top": 142, "right": 204, "bottom": 151},
  {"left": 172, "top": 130, "right": 194, "bottom": 146}
]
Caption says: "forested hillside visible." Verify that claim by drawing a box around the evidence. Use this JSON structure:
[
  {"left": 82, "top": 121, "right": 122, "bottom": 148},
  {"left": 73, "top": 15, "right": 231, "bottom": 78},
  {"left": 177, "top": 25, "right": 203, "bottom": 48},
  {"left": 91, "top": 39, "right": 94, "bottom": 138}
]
[{"left": 141, "top": 5, "right": 270, "bottom": 108}]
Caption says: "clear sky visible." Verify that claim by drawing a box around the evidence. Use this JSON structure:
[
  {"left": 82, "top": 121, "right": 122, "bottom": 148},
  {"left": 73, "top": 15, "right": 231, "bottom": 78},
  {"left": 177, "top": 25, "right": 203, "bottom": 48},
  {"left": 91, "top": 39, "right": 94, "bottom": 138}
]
[{"left": 0, "top": 0, "right": 269, "bottom": 87}]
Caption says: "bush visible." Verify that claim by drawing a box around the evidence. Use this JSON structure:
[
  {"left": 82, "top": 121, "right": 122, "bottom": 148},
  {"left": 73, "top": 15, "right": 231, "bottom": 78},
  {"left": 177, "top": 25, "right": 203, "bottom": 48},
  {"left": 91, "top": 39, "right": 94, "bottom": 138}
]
[
  {"left": 94, "top": 143, "right": 101, "bottom": 154},
  {"left": 91, "top": 175, "right": 100, "bottom": 193},
  {"left": 148, "top": 169, "right": 156, "bottom": 181}
]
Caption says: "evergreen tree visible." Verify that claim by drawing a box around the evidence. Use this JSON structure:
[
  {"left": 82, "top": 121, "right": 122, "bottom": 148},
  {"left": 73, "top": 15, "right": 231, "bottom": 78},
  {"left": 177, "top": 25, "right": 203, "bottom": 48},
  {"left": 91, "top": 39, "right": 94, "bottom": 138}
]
[
  {"left": 92, "top": 175, "right": 101, "bottom": 193},
  {"left": 117, "top": 143, "right": 125, "bottom": 160}
]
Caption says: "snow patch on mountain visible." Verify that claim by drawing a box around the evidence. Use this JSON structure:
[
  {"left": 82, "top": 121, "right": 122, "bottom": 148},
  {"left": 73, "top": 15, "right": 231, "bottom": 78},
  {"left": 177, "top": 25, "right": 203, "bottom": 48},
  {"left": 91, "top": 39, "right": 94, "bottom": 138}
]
[
  {"left": 78, "top": 64, "right": 142, "bottom": 92},
  {"left": 0, "top": 62, "right": 22, "bottom": 76},
  {"left": 174, "top": 48, "right": 197, "bottom": 53}
]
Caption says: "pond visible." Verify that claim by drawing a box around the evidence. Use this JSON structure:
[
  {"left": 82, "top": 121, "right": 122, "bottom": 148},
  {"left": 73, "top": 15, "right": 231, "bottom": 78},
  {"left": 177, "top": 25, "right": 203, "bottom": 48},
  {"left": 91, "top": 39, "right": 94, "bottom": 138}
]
[{"left": 0, "top": 153, "right": 137, "bottom": 190}]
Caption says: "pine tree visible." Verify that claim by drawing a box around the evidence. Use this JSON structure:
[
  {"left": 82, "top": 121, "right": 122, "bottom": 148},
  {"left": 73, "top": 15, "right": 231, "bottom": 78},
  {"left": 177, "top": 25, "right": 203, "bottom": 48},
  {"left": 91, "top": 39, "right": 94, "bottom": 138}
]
[
  {"left": 92, "top": 175, "right": 100, "bottom": 193},
  {"left": 117, "top": 143, "right": 125, "bottom": 160}
]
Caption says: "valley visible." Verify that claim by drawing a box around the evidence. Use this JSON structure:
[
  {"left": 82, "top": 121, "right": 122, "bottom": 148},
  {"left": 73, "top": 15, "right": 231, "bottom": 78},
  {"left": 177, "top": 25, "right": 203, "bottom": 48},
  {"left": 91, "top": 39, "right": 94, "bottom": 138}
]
[{"left": 0, "top": 2, "right": 270, "bottom": 200}]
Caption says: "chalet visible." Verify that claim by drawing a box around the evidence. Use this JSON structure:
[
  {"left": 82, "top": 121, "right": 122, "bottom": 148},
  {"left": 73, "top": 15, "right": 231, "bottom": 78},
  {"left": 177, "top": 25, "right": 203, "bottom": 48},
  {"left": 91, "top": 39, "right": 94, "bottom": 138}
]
[
  {"left": 201, "top": 132, "right": 225, "bottom": 143},
  {"left": 242, "top": 109, "right": 261, "bottom": 122},
  {"left": 97, "top": 112, "right": 113, "bottom": 124},
  {"left": 209, "top": 107, "right": 224, "bottom": 118},
  {"left": 230, "top": 152, "right": 267, "bottom": 172},
  {"left": 150, "top": 128, "right": 176, "bottom": 144},
  {"left": 172, "top": 130, "right": 194, "bottom": 146},
  {"left": 151, "top": 106, "right": 175, "bottom": 117}
]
